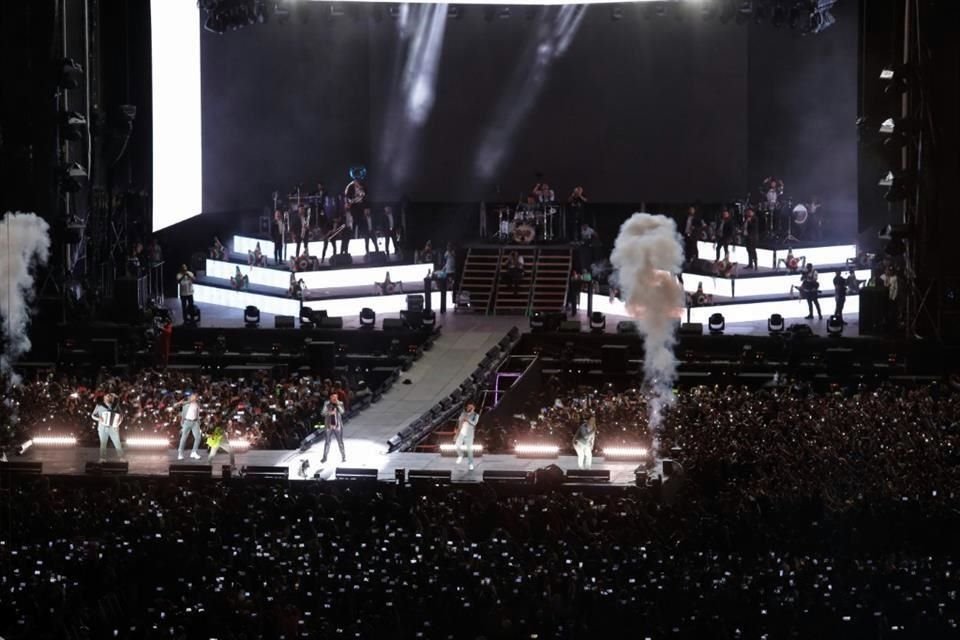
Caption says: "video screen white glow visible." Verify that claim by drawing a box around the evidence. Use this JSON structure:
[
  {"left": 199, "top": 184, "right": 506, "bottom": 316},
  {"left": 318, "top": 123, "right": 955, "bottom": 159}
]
[{"left": 150, "top": 0, "right": 202, "bottom": 231}]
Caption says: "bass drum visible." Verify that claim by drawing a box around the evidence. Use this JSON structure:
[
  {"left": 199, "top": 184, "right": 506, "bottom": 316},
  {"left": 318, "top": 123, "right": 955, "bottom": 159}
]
[
  {"left": 513, "top": 224, "right": 536, "bottom": 244},
  {"left": 792, "top": 204, "right": 809, "bottom": 225}
]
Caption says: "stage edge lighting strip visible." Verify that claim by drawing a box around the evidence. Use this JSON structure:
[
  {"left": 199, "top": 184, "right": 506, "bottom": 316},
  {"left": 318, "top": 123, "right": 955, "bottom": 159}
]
[
  {"left": 206, "top": 258, "right": 433, "bottom": 291},
  {"left": 151, "top": 0, "right": 202, "bottom": 231}
]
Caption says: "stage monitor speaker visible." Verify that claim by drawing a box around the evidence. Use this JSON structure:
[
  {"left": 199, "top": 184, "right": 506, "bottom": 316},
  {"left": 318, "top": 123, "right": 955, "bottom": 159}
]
[
  {"left": 367, "top": 251, "right": 387, "bottom": 266},
  {"left": 91, "top": 338, "right": 119, "bottom": 367},
  {"left": 239, "top": 465, "right": 287, "bottom": 480},
  {"left": 544, "top": 312, "right": 566, "bottom": 332},
  {"left": 383, "top": 318, "right": 406, "bottom": 331},
  {"left": 319, "top": 316, "right": 343, "bottom": 329},
  {"left": 534, "top": 464, "right": 565, "bottom": 488},
  {"left": 85, "top": 460, "right": 129, "bottom": 475},
  {"left": 678, "top": 322, "right": 703, "bottom": 336},
  {"left": 0, "top": 461, "right": 43, "bottom": 476},
  {"left": 407, "top": 469, "right": 452, "bottom": 483},
  {"left": 560, "top": 320, "right": 582, "bottom": 333},
  {"left": 275, "top": 315, "right": 295, "bottom": 329},
  {"left": 335, "top": 467, "right": 378, "bottom": 481},
  {"left": 564, "top": 469, "right": 610, "bottom": 484},
  {"left": 330, "top": 254, "right": 353, "bottom": 267},
  {"left": 402, "top": 310, "right": 424, "bottom": 329},
  {"left": 482, "top": 469, "right": 532, "bottom": 484},
  {"left": 601, "top": 344, "right": 628, "bottom": 373},
  {"left": 406, "top": 294, "right": 425, "bottom": 312},
  {"left": 307, "top": 341, "right": 336, "bottom": 372},
  {"left": 169, "top": 464, "right": 213, "bottom": 478},
  {"left": 617, "top": 320, "right": 638, "bottom": 334}
]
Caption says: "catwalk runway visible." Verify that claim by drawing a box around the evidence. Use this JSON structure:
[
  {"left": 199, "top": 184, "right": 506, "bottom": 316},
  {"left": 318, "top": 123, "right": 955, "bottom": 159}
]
[{"left": 12, "top": 446, "right": 646, "bottom": 485}]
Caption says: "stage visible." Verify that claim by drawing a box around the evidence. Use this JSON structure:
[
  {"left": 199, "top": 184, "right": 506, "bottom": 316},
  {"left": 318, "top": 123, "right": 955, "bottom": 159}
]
[{"left": 10, "top": 446, "right": 646, "bottom": 486}]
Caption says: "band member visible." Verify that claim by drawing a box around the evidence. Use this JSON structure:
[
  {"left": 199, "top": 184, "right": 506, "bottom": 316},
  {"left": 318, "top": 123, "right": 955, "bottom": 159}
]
[
  {"left": 177, "top": 393, "right": 203, "bottom": 460},
  {"left": 683, "top": 206, "right": 700, "bottom": 265},
  {"left": 91, "top": 393, "right": 123, "bottom": 462},
  {"left": 320, "top": 392, "right": 346, "bottom": 464},
  {"left": 572, "top": 416, "right": 596, "bottom": 470},
  {"left": 833, "top": 269, "right": 847, "bottom": 324},
  {"left": 176, "top": 264, "right": 195, "bottom": 321},
  {"left": 293, "top": 205, "right": 311, "bottom": 258},
  {"left": 567, "top": 186, "right": 588, "bottom": 240},
  {"left": 379, "top": 206, "right": 400, "bottom": 255},
  {"left": 437, "top": 243, "right": 456, "bottom": 279},
  {"left": 359, "top": 208, "right": 376, "bottom": 254},
  {"left": 715, "top": 209, "right": 734, "bottom": 261},
  {"left": 454, "top": 401, "right": 480, "bottom": 470},
  {"left": 419, "top": 240, "right": 435, "bottom": 265},
  {"left": 536, "top": 182, "right": 555, "bottom": 204},
  {"left": 742, "top": 208, "right": 759, "bottom": 270},
  {"left": 320, "top": 215, "right": 341, "bottom": 262},
  {"left": 566, "top": 269, "right": 582, "bottom": 315},
  {"left": 795, "top": 263, "right": 822, "bottom": 320},
  {"left": 272, "top": 210, "right": 286, "bottom": 264},
  {"left": 312, "top": 182, "right": 328, "bottom": 226}
]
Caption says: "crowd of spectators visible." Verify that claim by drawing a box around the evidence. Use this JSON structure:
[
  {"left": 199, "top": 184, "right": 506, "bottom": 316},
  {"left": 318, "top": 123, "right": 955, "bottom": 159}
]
[
  {"left": 485, "top": 381, "right": 960, "bottom": 513},
  {"left": 1, "top": 478, "right": 957, "bottom": 640},
  {"left": 5, "top": 368, "right": 367, "bottom": 450}
]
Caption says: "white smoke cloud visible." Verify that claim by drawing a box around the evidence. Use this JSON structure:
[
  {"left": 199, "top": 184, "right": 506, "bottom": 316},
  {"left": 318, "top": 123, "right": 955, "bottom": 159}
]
[
  {"left": 609, "top": 213, "right": 685, "bottom": 455},
  {"left": 0, "top": 212, "right": 51, "bottom": 383}
]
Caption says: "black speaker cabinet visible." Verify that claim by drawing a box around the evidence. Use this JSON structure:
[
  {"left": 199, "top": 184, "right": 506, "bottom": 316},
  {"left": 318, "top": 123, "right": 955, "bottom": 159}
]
[{"left": 275, "top": 315, "right": 295, "bottom": 329}]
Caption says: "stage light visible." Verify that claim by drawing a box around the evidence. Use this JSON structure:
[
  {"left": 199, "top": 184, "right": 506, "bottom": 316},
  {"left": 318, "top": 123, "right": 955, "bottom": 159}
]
[
  {"left": 229, "top": 439, "right": 251, "bottom": 450},
  {"left": 244, "top": 305, "right": 260, "bottom": 328},
  {"left": 529, "top": 311, "right": 545, "bottom": 331},
  {"left": 515, "top": 443, "right": 559, "bottom": 459},
  {"left": 422, "top": 310, "right": 437, "bottom": 329},
  {"left": 60, "top": 111, "right": 88, "bottom": 141},
  {"left": 880, "top": 65, "right": 911, "bottom": 94},
  {"left": 805, "top": 1, "right": 836, "bottom": 34},
  {"left": 589, "top": 311, "right": 606, "bottom": 333},
  {"left": 18, "top": 439, "right": 33, "bottom": 455},
  {"left": 827, "top": 315, "right": 844, "bottom": 336},
  {"left": 708, "top": 313, "right": 726, "bottom": 335},
  {"left": 439, "top": 443, "right": 485, "bottom": 457},
  {"left": 125, "top": 436, "right": 171, "bottom": 449},
  {"left": 60, "top": 162, "right": 88, "bottom": 193},
  {"left": 58, "top": 58, "right": 84, "bottom": 90},
  {"left": 768, "top": 313, "right": 785, "bottom": 334},
  {"left": 32, "top": 435, "right": 77, "bottom": 447},
  {"left": 602, "top": 446, "right": 649, "bottom": 461},
  {"left": 300, "top": 306, "right": 316, "bottom": 328},
  {"left": 883, "top": 172, "right": 915, "bottom": 203},
  {"left": 359, "top": 307, "right": 376, "bottom": 328}
]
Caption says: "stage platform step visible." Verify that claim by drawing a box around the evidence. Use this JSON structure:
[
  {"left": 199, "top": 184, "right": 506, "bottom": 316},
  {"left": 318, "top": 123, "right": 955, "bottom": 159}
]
[
  {"left": 681, "top": 266, "right": 870, "bottom": 299},
  {"left": 193, "top": 283, "right": 452, "bottom": 320},
  {"left": 202, "top": 258, "right": 433, "bottom": 298},
  {"left": 233, "top": 234, "right": 400, "bottom": 262},
  {"left": 695, "top": 241, "right": 856, "bottom": 271},
  {"left": 584, "top": 291, "right": 859, "bottom": 325}
]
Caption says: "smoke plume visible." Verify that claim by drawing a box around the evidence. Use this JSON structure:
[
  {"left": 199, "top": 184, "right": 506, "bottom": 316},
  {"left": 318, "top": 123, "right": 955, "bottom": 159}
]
[
  {"left": 0, "top": 212, "right": 51, "bottom": 382},
  {"left": 609, "top": 213, "right": 685, "bottom": 454}
]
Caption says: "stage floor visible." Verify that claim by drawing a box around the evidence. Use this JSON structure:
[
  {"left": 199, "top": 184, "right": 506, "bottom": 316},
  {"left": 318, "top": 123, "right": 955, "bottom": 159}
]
[{"left": 16, "top": 446, "right": 645, "bottom": 485}]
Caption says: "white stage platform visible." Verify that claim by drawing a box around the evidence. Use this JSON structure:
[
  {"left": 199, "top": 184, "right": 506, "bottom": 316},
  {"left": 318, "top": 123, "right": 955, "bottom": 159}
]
[
  {"left": 18, "top": 446, "right": 644, "bottom": 486},
  {"left": 234, "top": 234, "right": 392, "bottom": 260},
  {"left": 696, "top": 241, "right": 856, "bottom": 270},
  {"left": 681, "top": 268, "right": 871, "bottom": 298},
  {"left": 193, "top": 283, "right": 453, "bottom": 317},
  {"left": 205, "top": 258, "right": 432, "bottom": 292},
  {"left": 582, "top": 291, "right": 859, "bottom": 324}
]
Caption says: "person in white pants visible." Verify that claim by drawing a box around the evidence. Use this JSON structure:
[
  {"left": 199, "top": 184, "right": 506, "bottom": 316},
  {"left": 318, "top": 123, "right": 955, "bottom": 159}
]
[
  {"left": 91, "top": 393, "right": 124, "bottom": 462},
  {"left": 572, "top": 417, "right": 597, "bottom": 470},
  {"left": 454, "top": 402, "right": 480, "bottom": 470},
  {"left": 177, "top": 394, "right": 203, "bottom": 460}
]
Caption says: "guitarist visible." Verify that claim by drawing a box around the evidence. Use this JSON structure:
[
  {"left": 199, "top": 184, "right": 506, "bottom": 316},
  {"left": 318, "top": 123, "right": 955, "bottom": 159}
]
[{"left": 91, "top": 393, "right": 124, "bottom": 462}]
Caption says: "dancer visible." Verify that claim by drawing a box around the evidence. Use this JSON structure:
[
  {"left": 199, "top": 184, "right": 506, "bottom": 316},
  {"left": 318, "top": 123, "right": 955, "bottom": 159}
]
[
  {"left": 454, "top": 402, "right": 480, "bottom": 470},
  {"left": 572, "top": 416, "right": 597, "bottom": 470},
  {"left": 91, "top": 393, "right": 124, "bottom": 462},
  {"left": 177, "top": 393, "right": 203, "bottom": 460},
  {"left": 795, "top": 263, "right": 822, "bottom": 320},
  {"left": 206, "top": 424, "right": 235, "bottom": 465},
  {"left": 321, "top": 392, "right": 346, "bottom": 464}
]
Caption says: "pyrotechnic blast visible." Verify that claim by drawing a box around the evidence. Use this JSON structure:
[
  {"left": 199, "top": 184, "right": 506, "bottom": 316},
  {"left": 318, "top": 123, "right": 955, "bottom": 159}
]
[
  {"left": 0, "top": 212, "right": 51, "bottom": 385},
  {"left": 609, "top": 212, "right": 684, "bottom": 455}
]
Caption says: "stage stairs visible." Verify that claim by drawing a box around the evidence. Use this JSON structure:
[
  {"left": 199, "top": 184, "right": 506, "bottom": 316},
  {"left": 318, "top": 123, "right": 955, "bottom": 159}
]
[
  {"left": 457, "top": 247, "right": 502, "bottom": 313},
  {"left": 529, "top": 248, "right": 572, "bottom": 313}
]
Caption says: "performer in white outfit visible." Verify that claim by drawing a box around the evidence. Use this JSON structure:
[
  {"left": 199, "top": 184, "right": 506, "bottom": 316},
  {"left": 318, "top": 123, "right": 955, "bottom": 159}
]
[
  {"left": 91, "top": 393, "right": 124, "bottom": 462},
  {"left": 454, "top": 402, "right": 480, "bottom": 470},
  {"left": 177, "top": 394, "right": 203, "bottom": 460}
]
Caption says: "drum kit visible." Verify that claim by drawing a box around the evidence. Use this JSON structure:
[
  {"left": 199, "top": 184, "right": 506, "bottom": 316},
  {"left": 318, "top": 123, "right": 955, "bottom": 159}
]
[
  {"left": 735, "top": 178, "right": 823, "bottom": 244},
  {"left": 493, "top": 204, "right": 560, "bottom": 244}
]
